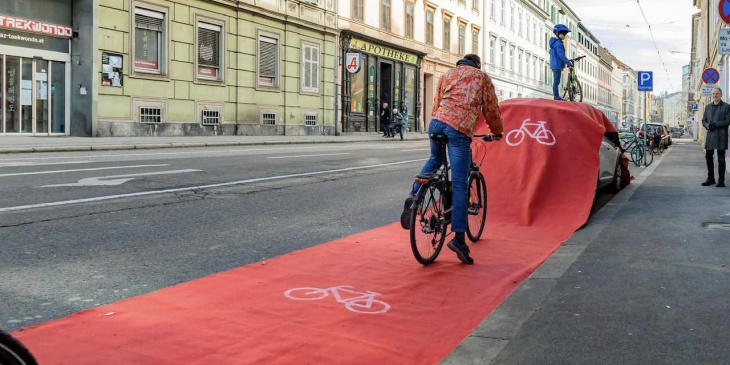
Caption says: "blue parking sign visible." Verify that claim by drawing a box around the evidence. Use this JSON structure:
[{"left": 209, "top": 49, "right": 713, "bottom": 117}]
[
  {"left": 692, "top": 103, "right": 698, "bottom": 111},
  {"left": 637, "top": 71, "right": 653, "bottom": 91}
]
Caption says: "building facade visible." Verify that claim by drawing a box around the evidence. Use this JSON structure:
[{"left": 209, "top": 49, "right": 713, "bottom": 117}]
[
  {"left": 1, "top": 0, "right": 339, "bottom": 137},
  {"left": 484, "top": 0, "right": 551, "bottom": 101}
]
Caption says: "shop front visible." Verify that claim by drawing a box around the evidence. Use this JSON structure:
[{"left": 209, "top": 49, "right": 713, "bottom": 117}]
[
  {"left": 340, "top": 32, "right": 424, "bottom": 133},
  {"left": 0, "top": 5, "right": 72, "bottom": 136}
]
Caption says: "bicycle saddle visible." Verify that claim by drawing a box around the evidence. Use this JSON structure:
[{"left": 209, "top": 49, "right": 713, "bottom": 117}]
[{"left": 430, "top": 133, "right": 448, "bottom": 144}]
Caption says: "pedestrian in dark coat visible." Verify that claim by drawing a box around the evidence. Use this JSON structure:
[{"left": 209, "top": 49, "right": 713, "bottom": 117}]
[
  {"left": 381, "top": 102, "right": 393, "bottom": 137},
  {"left": 701, "top": 87, "right": 730, "bottom": 187}
]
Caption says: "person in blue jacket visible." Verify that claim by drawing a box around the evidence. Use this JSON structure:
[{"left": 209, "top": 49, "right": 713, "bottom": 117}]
[{"left": 549, "top": 24, "right": 573, "bottom": 100}]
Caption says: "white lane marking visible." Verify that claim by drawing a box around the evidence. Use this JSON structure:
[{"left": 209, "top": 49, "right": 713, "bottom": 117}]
[
  {"left": 41, "top": 169, "right": 202, "bottom": 187},
  {"left": 401, "top": 149, "right": 430, "bottom": 152},
  {"left": 0, "top": 144, "right": 401, "bottom": 161},
  {"left": 267, "top": 153, "right": 352, "bottom": 159},
  {"left": 0, "top": 164, "right": 169, "bottom": 178},
  {"left": 0, "top": 161, "right": 94, "bottom": 167},
  {"left": 0, "top": 159, "right": 425, "bottom": 213}
]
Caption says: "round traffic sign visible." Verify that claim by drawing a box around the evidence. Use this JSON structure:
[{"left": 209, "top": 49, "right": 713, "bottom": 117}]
[
  {"left": 703, "top": 68, "right": 720, "bottom": 84},
  {"left": 720, "top": 0, "right": 730, "bottom": 24}
]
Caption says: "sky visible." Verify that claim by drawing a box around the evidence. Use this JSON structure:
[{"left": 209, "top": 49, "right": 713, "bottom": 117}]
[{"left": 563, "top": 0, "right": 698, "bottom": 94}]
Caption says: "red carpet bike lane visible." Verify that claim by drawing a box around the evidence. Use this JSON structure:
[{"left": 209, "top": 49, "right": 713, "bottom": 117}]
[{"left": 13, "top": 99, "right": 618, "bottom": 364}]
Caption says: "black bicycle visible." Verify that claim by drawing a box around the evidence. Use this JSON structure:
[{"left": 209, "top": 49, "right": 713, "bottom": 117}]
[
  {"left": 408, "top": 133, "right": 500, "bottom": 265},
  {"left": 0, "top": 330, "right": 37, "bottom": 365},
  {"left": 562, "top": 55, "right": 585, "bottom": 102}
]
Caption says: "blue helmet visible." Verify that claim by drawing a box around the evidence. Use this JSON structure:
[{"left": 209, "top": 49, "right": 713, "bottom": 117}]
[{"left": 553, "top": 24, "right": 570, "bottom": 35}]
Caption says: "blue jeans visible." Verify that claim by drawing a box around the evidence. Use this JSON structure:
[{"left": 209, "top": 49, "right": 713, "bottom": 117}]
[
  {"left": 411, "top": 120, "right": 471, "bottom": 233},
  {"left": 552, "top": 69, "right": 562, "bottom": 100}
]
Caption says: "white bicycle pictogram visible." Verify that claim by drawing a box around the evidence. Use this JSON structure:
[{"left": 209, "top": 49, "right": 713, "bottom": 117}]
[
  {"left": 505, "top": 119, "right": 557, "bottom": 146},
  {"left": 284, "top": 285, "right": 391, "bottom": 314}
]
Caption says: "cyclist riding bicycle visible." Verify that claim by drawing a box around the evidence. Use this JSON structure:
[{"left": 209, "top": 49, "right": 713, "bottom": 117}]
[
  {"left": 549, "top": 24, "right": 573, "bottom": 101},
  {"left": 400, "top": 54, "right": 503, "bottom": 265}
]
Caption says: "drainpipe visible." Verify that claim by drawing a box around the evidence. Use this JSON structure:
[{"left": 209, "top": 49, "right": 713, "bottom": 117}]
[{"left": 333, "top": 0, "right": 339, "bottom": 136}]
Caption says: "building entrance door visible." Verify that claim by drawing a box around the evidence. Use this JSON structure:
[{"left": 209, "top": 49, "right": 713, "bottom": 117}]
[{"left": 1, "top": 54, "right": 66, "bottom": 135}]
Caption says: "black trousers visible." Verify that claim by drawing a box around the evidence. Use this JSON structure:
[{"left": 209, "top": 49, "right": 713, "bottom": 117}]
[{"left": 706, "top": 149, "right": 726, "bottom": 181}]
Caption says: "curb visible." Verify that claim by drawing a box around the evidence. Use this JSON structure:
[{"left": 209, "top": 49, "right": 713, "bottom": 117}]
[{"left": 0, "top": 137, "right": 429, "bottom": 154}]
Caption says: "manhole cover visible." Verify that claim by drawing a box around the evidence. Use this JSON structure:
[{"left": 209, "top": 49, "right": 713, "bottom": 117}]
[{"left": 702, "top": 222, "right": 730, "bottom": 230}]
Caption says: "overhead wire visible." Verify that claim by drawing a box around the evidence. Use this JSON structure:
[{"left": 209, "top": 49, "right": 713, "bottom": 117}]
[{"left": 636, "top": 0, "right": 675, "bottom": 90}]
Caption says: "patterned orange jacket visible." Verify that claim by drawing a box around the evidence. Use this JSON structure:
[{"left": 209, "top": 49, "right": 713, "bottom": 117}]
[{"left": 431, "top": 65, "right": 503, "bottom": 139}]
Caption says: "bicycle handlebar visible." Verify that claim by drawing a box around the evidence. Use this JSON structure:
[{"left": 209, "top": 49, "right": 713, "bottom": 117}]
[
  {"left": 569, "top": 55, "right": 586, "bottom": 62},
  {"left": 474, "top": 133, "right": 502, "bottom": 142}
]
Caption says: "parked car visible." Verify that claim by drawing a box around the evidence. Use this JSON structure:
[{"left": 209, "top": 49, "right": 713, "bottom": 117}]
[
  {"left": 597, "top": 131, "right": 624, "bottom": 193},
  {"left": 637, "top": 123, "right": 670, "bottom": 148}
]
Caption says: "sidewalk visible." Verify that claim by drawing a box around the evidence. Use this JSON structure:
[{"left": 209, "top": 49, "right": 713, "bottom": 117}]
[
  {"left": 0, "top": 133, "right": 429, "bottom": 154},
  {"left": 443, "top": 139, "right": 730, "bottom": 364}
]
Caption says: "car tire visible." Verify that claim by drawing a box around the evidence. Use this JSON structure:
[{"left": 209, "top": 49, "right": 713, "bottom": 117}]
[{"left": 607, "top": 159, "right": 622, "bottom": 193}]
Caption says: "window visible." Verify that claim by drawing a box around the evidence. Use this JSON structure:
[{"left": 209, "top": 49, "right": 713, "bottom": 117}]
[
  {"left": 489, "top": 35, "right": 496, "bottom": 64},
  {"left": 500, "top": 0, "right": 505, "bottom": 25},
  {"left": 518, "top": 49, "right": 523, "bottom": 75},
  {"left": 405, "top": 1, "right": 414, "bottom": 39},
  {"left": 500, "top": 40, "right": 506, "bottom": 69},
  {"left": 525, "top": 17, "right": 529, "bottom": 41},
  {"left": 518, "top": 11, "right": 522, "bottom": 36},
  {"left": 197, "top": 21, "right": 222, "bottom": 80},
  {"left": 140, "top": 107, "right": 162, "bottom": 123},
  {"left": 509, "top": 45, "right": 515, "bottom": 71},
  {"left": 490, "top": 0, "right": 495, "bottom": 19},
  {"left": 258, "top": 34, "right": 279, "bottom": 87},
  {"left": 458, "top": 24, "right": 466, "bottom": 55},
  {"left": 133, "top": 7, "right": 166, "bottom": 74},
  {"left": 201, "top": 110, "right": 220, "bottom": 125},
  {"left": 304, "top": 113, "right": 318, "bottom": 126},
  {"left": 473, "top": 0, "right": 479, "bottom": 11},
  {"left": 443, "top": 17, "right": 451, "bottom": 52},
  {"left": 352, "top": 0, "right": 364, "bottom": 21},
  {"left": 472, "top": 29, "right": 479, "bottom": 54},
  {"left": 262, "top": 112, "right": 276, "bottom": 125},
  {"left": 510, "top": 5, "right": 515, "bottom": 30},
  {"left": 381, "top": 0, "right": 391, "bottom": 31},
  {"left": 426, "top": 9, "right": 434, "bottom": 45},
  {"left": 302, "top": 43, "right": 320, "bottom": 93}
]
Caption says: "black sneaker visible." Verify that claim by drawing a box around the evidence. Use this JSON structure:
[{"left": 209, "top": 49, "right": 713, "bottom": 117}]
[
  {"left": 701, "top": 179, "right": 716, "bottom": 186},
  {"left": 447, "top": 238, "right": 474, "bottom": 265},
  {"left": 400, "top": 197, "right": 413, "bottom": 230},
  {"left": 717, "top": 181, "right": 726, "bottom": 187}
]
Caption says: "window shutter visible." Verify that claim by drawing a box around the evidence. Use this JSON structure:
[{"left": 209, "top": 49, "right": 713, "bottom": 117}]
[
  {"left": 135, "top": 10, "right": 163, "bottom": 31},
  {"left": 304, "top": 46, "right": 312, "bottom": 89},
  {"left": 259, "top": 37, "right": 277, "bottom": 79},
  {"left": 198, "top": 24, "right": 220, "bottom": 67}
]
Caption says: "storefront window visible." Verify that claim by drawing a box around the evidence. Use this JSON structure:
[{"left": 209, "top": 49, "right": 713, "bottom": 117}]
[
  {"left": 404, "top": 67, "right": 415, "bottom": 117},
  {"left": 4, "top": 57, "right": 19, "bottom": 133},
  {"left": 350, "top": 67, "right": 365, "bottom": 113},
  {"left": 134, "top": 8, "right": 165, "bottom": 73},
  {"left": 368, "top": 65, "right": 376, "bottom": 109},
  {"left": 395, "top": 71, "right": 401, "bottom": 109}
]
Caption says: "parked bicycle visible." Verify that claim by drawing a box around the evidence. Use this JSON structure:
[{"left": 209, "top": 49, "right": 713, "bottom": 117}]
[
  {"left": 623, "top": 133, "right": 653, "bottom": 167},
  {"left": 562, "top": 55, "right": 586, "bottom": 102},
  {"left": 0, "top": 330, "right": 38, "bottom": 365},
  {"left": 408, "top": 133, "right": 499, "bottom": 265}
]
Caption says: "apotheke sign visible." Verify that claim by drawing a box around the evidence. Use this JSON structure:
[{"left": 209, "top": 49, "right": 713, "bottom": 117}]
[{"left": 0, "top": 14, "right": 72, "bottom": 38}]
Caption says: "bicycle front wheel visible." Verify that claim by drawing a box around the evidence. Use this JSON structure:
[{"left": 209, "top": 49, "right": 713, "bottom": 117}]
[
  {"left": 0, "top": 330, "right": 38, "bottom": 365},
  {"left": 466, "top": 173, "right": 488, "bottom": 242},
  {"left": 410, "top": 184, "right": 448, "bottom": 265},
  {"left": 630, "top": 145, "right": 644, "bottom": 166},
  {"left": 574, "top": 78, "right": 583, "bottom": 102}
]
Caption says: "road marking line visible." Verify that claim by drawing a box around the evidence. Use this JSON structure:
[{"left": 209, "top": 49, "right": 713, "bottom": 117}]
[
  {"left": 0, "top": 165, "right": 169, "bottom": 178},
  {"left": 0, "top": 159, "right": 425, "bottom": 213},
  {"left": 41, "top": 169, "right": 202, "bottom": 187},
  {"left": 267, "top": 153, "right": 352, "bottom": 159},
  {"left": 0, "top": 144, "right": 402, "bottom": 161},
  {"left": 0, "top": 161, "right": 94, "bottom": 168}
]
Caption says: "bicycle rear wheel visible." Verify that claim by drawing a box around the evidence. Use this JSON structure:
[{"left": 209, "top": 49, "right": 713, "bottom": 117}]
[
  {"left": 574, "top": 78, "right": 583, "bottom": 102},
  {"left": 410, "top": 184, "right": 448, "bottom": 265},
  {"left": 0, "top": 330, "right": 38, "bottom": 365},
  {"left": 466, "top": 173, "right": 487, "bottom": 242},
  {"left": 629, "top": 145, "right": 643, "bottom": 166}
]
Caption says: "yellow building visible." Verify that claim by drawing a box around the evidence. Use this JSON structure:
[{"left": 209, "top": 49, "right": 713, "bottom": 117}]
[
  {"left": 0, "top": 0, "right": 338, "bottom": 136},
  {"left": 95, "top": 0, "right": 338, "bottom": 137}
]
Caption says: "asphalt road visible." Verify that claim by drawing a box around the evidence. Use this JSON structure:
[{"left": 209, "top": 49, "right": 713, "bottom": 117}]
[{"left": 0, "top": 141, "right": 614, "bottom": 332}]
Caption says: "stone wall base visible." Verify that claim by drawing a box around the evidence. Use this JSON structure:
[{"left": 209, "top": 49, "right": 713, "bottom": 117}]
[{"left": 96, "top": 122, "right": 335, "bottom": 137}]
